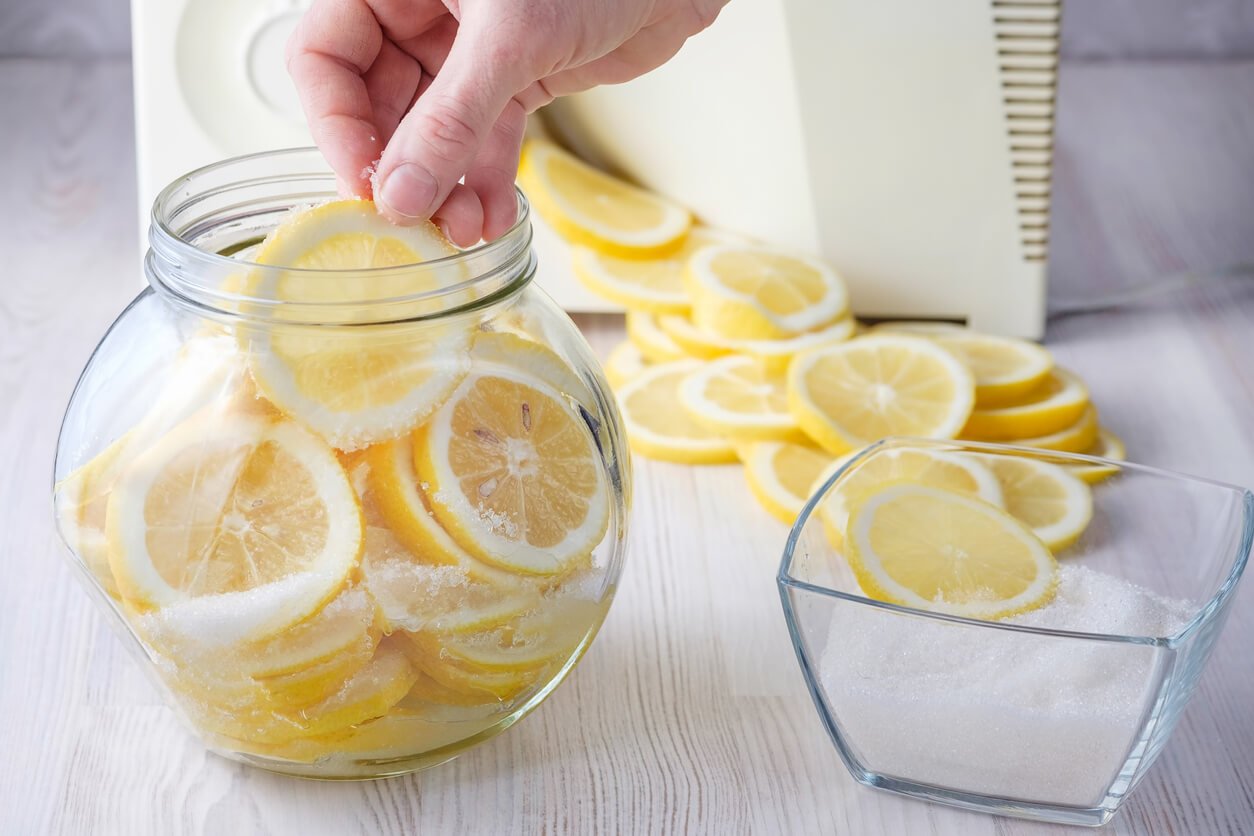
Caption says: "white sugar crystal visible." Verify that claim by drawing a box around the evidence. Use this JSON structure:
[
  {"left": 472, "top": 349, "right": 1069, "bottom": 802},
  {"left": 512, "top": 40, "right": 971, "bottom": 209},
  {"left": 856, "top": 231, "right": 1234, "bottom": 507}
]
[{"left": 816, "top": 565, "right": 1195, "bottom": 807}]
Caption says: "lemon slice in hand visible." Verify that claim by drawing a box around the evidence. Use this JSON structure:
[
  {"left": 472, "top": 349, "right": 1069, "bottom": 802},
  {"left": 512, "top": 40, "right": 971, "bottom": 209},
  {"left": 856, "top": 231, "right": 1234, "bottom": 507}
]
[
  {"left": 617, "top": 360, "right": 739, "bottom": 464},
  {"left": 742, "top": 441, "right": 835, "bottom": 524},
  {"left": 518, "top": 140, "right": 691, "bottom": 257},
  {"left": 816, "top": 447, "right": 1003, "bottom": 549},
  {"left": 106, "top": 412, "right": 364, "bottom": 641},
  {"left": 975, "top": 455, "right": 1093, "bottom": 550},
  {"left": 845, "top": 483, "right": 1057, "bottom": 620},
  {"left": 787, "top": 335, "right": 976, "bottom": 455},
  {"left": 686, "top": 245, "right": 849, "bottom": 340},
  {"left": 678, "top": 355, "right": 802, "bottom": 442},
  {"left": 245, "top": 199, "right": 472, "bottom": 450},
  {"left": 571, "top": 227, "right": 738, "bottom": 314},
  {"left": 414, "top": 369, "right": 611, "bottom": 576}
]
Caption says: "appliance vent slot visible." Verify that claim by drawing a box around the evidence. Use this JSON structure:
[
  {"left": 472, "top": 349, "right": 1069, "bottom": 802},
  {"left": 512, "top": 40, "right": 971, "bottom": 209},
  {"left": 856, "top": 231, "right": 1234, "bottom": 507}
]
[{"left": 994, "top": 0, "right": 1060, "bottom": 263}]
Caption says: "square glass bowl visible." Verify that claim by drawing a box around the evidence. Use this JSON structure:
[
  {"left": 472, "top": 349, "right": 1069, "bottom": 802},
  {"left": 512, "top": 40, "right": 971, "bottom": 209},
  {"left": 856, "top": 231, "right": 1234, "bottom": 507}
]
[{"left": 778, "top": 438, "right": 1251, "bottom": 827}]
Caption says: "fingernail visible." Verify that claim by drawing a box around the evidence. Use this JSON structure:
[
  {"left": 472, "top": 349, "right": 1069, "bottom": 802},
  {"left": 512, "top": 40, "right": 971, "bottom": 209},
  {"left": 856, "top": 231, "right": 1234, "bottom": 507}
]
[{"left": 379, "top": 164, "right": 438, "bottom": 219}]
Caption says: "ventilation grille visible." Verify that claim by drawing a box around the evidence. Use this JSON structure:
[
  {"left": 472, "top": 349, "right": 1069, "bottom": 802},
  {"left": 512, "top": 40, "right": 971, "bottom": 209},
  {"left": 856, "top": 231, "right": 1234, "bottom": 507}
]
[{"left": 993, "top": 0, "right": 1060, "bottom": 263}]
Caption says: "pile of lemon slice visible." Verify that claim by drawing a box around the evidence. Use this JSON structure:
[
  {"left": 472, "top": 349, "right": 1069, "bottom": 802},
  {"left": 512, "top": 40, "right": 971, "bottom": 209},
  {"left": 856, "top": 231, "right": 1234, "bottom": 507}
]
[
  {"left": 54, "top": 200, "right": 613, "bottom": 764},
  {"left": 522, "top": 140, "right": 1126, "bottom": 531}
]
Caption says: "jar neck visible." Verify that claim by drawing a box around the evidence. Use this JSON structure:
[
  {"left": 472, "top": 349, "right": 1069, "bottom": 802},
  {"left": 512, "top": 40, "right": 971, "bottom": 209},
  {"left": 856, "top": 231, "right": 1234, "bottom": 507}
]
[{"left": 145, "top": 148, "right": 535, "bottom": 325}]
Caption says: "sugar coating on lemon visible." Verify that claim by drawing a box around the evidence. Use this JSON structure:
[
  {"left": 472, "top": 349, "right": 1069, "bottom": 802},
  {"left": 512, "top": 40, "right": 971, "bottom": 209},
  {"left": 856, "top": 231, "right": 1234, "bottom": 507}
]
[
  {"left": 788, "top": 335, "right": 975, "bottom": 455},
  {"left": 845, "top": 483, "right": 1057, "bottom": 620},
  {"left": 106, "top": 412, "right": 364, "bottom": 642},
  {"left": 414, "top": 369, "right": 610, "bottom": 576}
]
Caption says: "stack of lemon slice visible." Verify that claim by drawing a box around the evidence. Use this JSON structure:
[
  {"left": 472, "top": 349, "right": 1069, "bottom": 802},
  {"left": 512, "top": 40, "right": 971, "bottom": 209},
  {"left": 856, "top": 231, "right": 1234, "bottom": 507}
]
[
  {"left": 520, "top": 140, "right": 1127, "bottom": 528},
  {"left": 54, "top": 201, "right": 613, "bottom": 765}
]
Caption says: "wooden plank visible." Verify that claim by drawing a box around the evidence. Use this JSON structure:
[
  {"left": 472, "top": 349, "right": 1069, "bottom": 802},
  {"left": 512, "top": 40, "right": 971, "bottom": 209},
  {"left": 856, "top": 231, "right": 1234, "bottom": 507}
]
[{"left": 2, "top": 57, "right": 1253, "bottom": 835}]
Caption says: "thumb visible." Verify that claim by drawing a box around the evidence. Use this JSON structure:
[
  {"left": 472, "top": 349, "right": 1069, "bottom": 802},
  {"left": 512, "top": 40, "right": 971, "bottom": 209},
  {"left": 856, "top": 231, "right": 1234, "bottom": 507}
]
[{"left": 375, "top": 27, "right": 525, "bottom": 224}]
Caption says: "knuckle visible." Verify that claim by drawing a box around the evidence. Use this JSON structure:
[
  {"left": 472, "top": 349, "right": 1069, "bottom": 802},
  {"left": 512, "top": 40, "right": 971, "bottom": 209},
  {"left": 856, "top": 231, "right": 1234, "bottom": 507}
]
[
  {"left": 687, "top": 0, "right": 725, "bottom": 31},
  {"left": 417, "top": 101, "right": 480, "bottom": 161}
]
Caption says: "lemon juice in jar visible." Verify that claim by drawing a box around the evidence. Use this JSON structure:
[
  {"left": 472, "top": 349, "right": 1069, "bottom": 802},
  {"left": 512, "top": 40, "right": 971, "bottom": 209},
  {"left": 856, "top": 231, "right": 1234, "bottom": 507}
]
[{"left": 53, "top": 149, "right": 628, "bottom": 778}]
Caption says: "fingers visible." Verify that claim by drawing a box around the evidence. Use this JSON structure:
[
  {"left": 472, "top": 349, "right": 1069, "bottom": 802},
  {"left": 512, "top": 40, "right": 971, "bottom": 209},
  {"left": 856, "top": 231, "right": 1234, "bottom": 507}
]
[
  {"left": 362, "top": 39, "right": 422, "bottom": 150},
  {"left": 464, "top": 99, "right": 527, "bottom": 240},
  {"left": 432, "top": 184, "right": 485, "bottom": 247},
  {"left": 286, "top": 0, "right": 386, "bottom": 196},
  {"left": 374, "top": 24, "right": 528, "bottom": 225}
]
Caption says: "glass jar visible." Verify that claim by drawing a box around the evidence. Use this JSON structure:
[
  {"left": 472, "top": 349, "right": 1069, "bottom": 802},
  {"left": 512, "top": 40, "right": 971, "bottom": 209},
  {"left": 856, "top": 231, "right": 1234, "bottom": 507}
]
[{"left": 53, "top": 149, "right": 630, "bottom": 778}]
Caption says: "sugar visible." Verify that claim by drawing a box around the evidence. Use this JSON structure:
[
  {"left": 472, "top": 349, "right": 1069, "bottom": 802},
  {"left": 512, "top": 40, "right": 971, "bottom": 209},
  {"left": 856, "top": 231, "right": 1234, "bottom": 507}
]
[{"left": 816, "top": 565, "right": 1195, "bottom": 807}]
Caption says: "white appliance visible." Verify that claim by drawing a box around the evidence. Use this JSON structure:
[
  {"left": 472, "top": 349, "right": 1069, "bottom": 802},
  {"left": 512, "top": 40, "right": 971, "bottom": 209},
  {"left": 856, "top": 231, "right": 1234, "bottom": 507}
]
[
  {"left": 133, "top": 0, "right": 1059, "bottom": 334},
  {"left": 545, "top": 0, "right": 1060, "bottom": 336},
  {"left": 129, "top": 0, "right": 594, "bottom": 308}
]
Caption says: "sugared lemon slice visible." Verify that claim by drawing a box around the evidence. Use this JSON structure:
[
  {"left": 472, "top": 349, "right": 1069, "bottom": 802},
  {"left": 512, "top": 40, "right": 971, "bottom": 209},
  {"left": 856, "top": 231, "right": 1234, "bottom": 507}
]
[
  {"left": 845, "top": 483, "right": 1057, "bottom": 620},
  {"left": 106, "top": 413, "right": 364, "bottom": 641}
]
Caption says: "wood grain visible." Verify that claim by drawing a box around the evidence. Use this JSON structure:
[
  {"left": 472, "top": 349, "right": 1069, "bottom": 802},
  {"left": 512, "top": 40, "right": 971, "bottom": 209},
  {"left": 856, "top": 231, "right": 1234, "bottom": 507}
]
[{"left": 2, "top": 57, "right": 1253, "bottom": 835}]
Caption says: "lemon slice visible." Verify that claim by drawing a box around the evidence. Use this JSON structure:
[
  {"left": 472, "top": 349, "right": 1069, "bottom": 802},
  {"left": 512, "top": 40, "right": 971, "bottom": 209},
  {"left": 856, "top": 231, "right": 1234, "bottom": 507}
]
[
  {"left": 518, "top": 140, "right": 692, "bottom": 257},
  {"left": 55, "top": 337, "right": 248, "bottom": 597},
  {"left": 816, "top": 447, "right": 1003, "bottom": 549},
  {"left": 626, "top": 311, "right": 687, "bottom": 362},
  {"left": 414, "top": 369, "right": 610, "bottom": 575},
  {"left": 469, "top": 329, "right": 593, "bottom": 406},
  {"left": 1003, "top": 404, "right": 1101, "bottom": 453},
  {"left": 926, "top": 333, "right": 1054, "bottom": 407},
  {"left": 846, "top": 483, "right": 1057, "bottom": 620},
  {"left": 571, "top": 228, "right": 735, "bottom": 314},
  {"left": 245, "top": 199, "right": 472, "bottom": 450},
  {"left": 398, "top": 634, "right": 541, "bottom": 701},
  {"left": 186, "top": 639, "right": 419, "bottom": 745},
  {"left": 658, "top": 314, "right": 856, "bottom": 372},
  {"left": 975, "top": 455, "right": 1093, "bottom": 550},
  {"left": 1067, "top": 428, "right": 1127, "bottom": 483},
  {"left": 787, "top": 335, "right": 976, "bottom": 455},
  {"left": 617, "top": 361, "right": 738, "bottom": 464},
  {"left": 106, "top": 413, "right": 364, "bottom": 641},
  {"left": 678, "top": 355, "right": 802, "bottom": 442},
  {"left": 962, "top": 368, "right": 1089, "bottom": 440},
  {"left": 742, "top": 441, "right": 835, "bottom": 524},
  {"left": 686, "top": 244, "right": 849, "bottom": 340},
  {"left": 604, "top": 340, "right": 652, "bottom": 390}
]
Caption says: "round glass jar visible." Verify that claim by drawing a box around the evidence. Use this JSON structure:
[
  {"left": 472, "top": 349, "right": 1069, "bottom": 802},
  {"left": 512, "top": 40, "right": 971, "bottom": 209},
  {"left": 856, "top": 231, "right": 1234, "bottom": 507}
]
[{"left": 53, "top": 149, "right": 630, "bottom": 778}]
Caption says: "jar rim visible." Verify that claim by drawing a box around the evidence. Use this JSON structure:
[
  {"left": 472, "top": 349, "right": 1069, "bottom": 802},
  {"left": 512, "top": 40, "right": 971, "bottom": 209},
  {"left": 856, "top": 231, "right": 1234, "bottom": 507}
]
[{"left": 147, "top": 147, "right": 534, "bottom": 324}]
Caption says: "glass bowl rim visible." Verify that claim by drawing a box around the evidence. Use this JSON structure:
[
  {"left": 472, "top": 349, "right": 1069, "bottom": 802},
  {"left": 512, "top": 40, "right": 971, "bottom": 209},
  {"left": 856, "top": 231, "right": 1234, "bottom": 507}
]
[{"left": 778, "top": 436, "right": 1253, "bottom": 647}]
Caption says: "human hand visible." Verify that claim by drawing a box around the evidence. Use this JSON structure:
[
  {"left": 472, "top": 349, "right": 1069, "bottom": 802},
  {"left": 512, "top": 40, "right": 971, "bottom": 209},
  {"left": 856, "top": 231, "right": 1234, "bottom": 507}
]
[{"left": 287, "top": 0, "right": 726, "bottom": 245}]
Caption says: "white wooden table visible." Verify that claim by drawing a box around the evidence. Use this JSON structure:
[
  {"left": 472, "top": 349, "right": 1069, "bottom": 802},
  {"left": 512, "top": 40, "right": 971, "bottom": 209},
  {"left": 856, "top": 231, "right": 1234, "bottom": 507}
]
[{"left": 2, "top": 58, "right": 1252, "bottom": 835}]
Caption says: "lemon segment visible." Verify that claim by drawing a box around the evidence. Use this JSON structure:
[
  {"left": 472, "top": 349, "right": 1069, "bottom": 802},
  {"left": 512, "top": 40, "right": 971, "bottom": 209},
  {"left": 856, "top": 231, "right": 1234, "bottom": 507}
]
[
  {"left": 106, "top": 413, "right": 364, "bottom": 641},
  {"left": 686, "top": 245, "right": 849, "bottom": 340},
  {"left": 626, "top": 312, "right": 687, "bottom": 362},
  {"left": 816, "top": 447, "right": 1003, "bottom": 550},
  {"left": 616, "top": 361, "right": 739, "bottom": 464},
  {"left": 518, "top": 140, "right": 691, "bottom": 257},
  {"left": 604, "top": 340, "right": 652, "bottom": 390},
  {"left": 845, "top": 483, "right": 1057, "bottom": 620},
  {"left": 571, "top": 228, "right": 735, "bottom": 314},
  {"left": 974, "top": 455, "right": 1093, "bottom": 551},
  {"left": 962, "top": 369, "right": 1089, "bottom": 440},
  {"left": 742, "top": 441, "right": 835, "bottom": 524},
  {"left": 1067, "top": 428, "right": 1127, "bottom": 483},
  {"left": 787, "top": 335, "right": 976, "bottom": 455},
  {"left": 414, "top": 370, "right": 610, "bottom": 576},
  {"left": 658, "top": 314, "right": 855, "bottom": 372},
  {"left": 927, "top": 333, "right": 1054, "bottom": 407},
  {"left": 678, "top": 355, "right": 803, "bottom": 442},
  {"left": 244, "top": 199, "right": 473, "bottom": 450}
]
